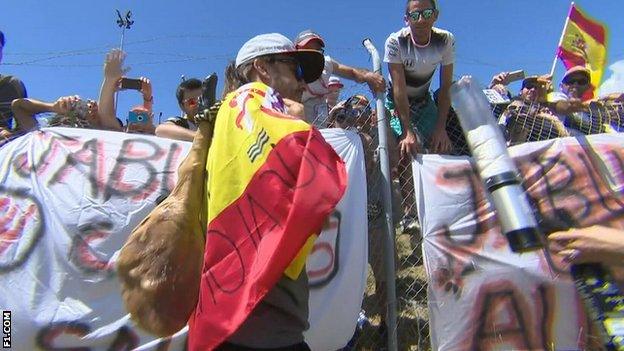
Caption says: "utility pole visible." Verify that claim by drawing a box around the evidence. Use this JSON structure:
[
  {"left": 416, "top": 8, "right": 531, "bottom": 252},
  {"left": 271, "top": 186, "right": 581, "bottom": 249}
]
[
  {"left": 114, "top": 10, "right": 134, "bottom": 113},
  {"left": 116, "top": 10, "right": 134, "bottom": 51}
]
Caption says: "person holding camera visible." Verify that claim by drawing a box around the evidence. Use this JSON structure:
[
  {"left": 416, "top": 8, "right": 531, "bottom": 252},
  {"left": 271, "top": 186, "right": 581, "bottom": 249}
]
[
  {"left": 11, "top": 95, "right": 101, "bottom": 130},
  {"left": 98, "top": 48, "right": 155, "bottom": 135},
  {"left": 154, "top": 78, "right": 203, "bottom": 141}
]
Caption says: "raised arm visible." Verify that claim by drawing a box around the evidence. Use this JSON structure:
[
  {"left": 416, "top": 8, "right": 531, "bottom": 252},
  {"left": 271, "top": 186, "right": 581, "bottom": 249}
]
[
  {"left": 98, "top": 49, "right": 127, "bottom": 131},
  {"left": 11, "top": 95, "right": 78, "bottom": 131},
  {"left": 140, "top": 77, "right": 153, "bottom": 112},
  {"left": 333, "top": 60, "right": 385, "bottom": 93}
]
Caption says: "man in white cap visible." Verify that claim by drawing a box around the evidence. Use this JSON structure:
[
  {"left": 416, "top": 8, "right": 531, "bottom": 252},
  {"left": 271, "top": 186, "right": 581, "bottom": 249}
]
[
  {"left": 193, "top": 33, "right": 325, "bottom": 351},
  {"left": 295, "top": 30, "right": 385, "bottom": 128},
  {"left": 326, "top": 75, "right": 343, "bottom": 109}
]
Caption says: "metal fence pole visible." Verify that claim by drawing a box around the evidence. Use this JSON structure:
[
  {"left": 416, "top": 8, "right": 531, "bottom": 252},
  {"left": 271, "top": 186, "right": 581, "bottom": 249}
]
[{"left": 363, "top": 38, "right": 398, "bottom": 351}]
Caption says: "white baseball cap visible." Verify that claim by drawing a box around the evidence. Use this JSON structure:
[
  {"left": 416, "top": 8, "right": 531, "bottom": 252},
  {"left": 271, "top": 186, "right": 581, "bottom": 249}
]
[
  {"left": 235, "top": 33, "right": 324, "bottom": 83},
  {"left": 328, "top": 76, "right": 344, "bottom": 88}
]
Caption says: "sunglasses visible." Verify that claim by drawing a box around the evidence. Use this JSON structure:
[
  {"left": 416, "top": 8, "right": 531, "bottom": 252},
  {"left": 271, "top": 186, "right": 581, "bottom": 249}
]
[
  {"left": 407, "top": 8, "right": 436, "bottom": 21},
  {"left": 183, "top": 96, "right": 199, "bottom": 106},
  {"left": 268, "top": 56, "right": 305, "bottom": 81},
  {"left": 563, "top": 77, "right": 589, "bottom": 86}
]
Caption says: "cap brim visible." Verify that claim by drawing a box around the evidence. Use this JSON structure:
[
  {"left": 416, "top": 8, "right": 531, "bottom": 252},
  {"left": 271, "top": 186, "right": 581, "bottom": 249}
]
[
  {"left": 296, "top": 36, "right": 325, "bottom": 48},
  {"left": 563, "top": 67, "right": 591, "bottom": 81},
  {"left": 289, "top": 49, "right": 325, "bottom": 83},
  {"left": 522, "top": 76, "right": 538, "bottom": 83}
]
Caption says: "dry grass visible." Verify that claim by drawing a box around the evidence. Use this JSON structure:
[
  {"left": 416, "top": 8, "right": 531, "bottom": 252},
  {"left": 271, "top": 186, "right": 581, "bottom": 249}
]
[{"left": 355, "top": 231, "right": 431, "bottom": 350}]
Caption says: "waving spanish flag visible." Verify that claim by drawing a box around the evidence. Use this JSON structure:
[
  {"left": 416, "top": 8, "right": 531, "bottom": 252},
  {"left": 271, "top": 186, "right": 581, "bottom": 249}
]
[
  {"left": 188, "top": 82, "right": 347, "bottom": 350},
  {"left": 556, "top": 3, "right": 608, "bottom": 98}
]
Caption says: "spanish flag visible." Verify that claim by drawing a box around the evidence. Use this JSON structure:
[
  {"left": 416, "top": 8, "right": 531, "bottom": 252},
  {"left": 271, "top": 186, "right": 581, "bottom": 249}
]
[
  {"left": 556, "top": 3, "right": 608, "bottom": 99},
  {"left": 188, "top": 82, "right": 347, "bottom": 350}
]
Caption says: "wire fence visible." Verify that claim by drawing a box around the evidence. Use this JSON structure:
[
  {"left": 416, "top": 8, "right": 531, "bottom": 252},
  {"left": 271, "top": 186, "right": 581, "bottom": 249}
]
[{"left": 313, "top": 78, "right": 624, "bottom": 350}]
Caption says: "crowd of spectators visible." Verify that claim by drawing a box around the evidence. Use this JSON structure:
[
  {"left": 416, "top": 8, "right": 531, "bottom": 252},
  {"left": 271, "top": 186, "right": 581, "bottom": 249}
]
[{"left": 490, "top": 65, "right": 624, "bottom": 145}]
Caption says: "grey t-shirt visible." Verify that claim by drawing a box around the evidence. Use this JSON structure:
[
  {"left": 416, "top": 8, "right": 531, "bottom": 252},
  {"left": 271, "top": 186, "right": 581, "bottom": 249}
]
[
  {"left": 384, "top": 27, "right": 455, "bottom": 99},
  {"left": 227, "top": 271, "right": 309, "bottom": 348}
]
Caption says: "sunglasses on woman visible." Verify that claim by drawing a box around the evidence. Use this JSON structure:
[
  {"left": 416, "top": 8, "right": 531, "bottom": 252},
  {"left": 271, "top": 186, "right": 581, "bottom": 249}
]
[
  {"left": 563, "top": 77, "right": 589, "bottom": 86},
  {"left": 407, "top": 8, "right": 435, "bottom": 21}
]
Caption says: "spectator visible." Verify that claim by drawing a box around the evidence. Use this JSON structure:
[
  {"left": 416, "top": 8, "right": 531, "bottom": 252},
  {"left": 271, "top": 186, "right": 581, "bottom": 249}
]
[
  {"left": 125, "top": 105, "right": 156, "bottom": 135},
  {"left": 11, "top": 95, "right": 102, "bottom": 130},
  {"left": 551, "top": 66, "right": 624, "bottom": 134},
  {"left": 155, "top": 78, "right": 203, "bottom": 141},
  {"left": 550, "top": 66, "right": 592, "bottom": 116},
  {"left": 0, "top": 30, "right": 28, "bottom": 144},
  {"left": 193, "top": 33, "right": 324, "bottom": 351},
  {"left": 222, "top": 60, "right": 306, "bottom": 119},
  {"left": 294, "top": 30, "right": 385, "bottom": 128},
  {"left": 98, "top": 49, "right": 155, "bottom": 134},
  {"left": 384, "top": 0, "right": 454, "bottom": 155},
  {"left": 497, "top": 74, "right": 571, "bottom": 144},
  {"left": 326, "top": 75, "right": 343, "bottom": 109},
  {"left": 384, "top": 0, "right": 454, "bottom": 231}
]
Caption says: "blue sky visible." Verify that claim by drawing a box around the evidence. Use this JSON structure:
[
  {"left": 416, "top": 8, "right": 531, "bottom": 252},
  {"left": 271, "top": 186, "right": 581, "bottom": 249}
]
[{"left": 1, "top": 1, "right": 623, "bottom": 122}]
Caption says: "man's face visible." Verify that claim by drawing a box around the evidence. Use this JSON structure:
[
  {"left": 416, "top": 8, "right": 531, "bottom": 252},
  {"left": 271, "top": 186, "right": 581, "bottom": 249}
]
[
  {"left": 561, "top": 73, "right": 590, "bottom": 99},
  {"left": 180, "top": 88, "right": 202, "bottom": 117},
  {"left": 264, "top": 55, "right": 306, "bottom": 102},
  {"left": 405, "top": 0, "right": 438, "bottom": 38},
  {"left": 326, "top": 87, "right": 341, "bottom": 108},
  {"left": 520, "top": 80, "right": 538, "bottom": 101}
]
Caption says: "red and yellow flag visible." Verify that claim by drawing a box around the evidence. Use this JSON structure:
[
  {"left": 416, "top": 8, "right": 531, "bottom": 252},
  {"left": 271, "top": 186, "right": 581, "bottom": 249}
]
[
  {"left": 556, "top": 3, "right": 608, "bottom": 99},
  {"left": 188, "top": 82, "right": 347, "bottom": 350}
]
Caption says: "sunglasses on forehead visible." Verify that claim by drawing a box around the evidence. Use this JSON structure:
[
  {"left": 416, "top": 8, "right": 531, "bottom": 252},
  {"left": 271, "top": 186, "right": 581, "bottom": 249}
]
[
  {"left": 407, "top": 8, "right": 436, "bottom": 21},
  {"left": 267, "top": 56, "right": 305, "bottom": 81}
]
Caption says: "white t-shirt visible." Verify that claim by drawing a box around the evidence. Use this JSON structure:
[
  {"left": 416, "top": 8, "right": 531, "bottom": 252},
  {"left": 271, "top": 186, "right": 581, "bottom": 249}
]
[
  {"left": 302, "top": 55, "right": 334, "bottom": 127},
  {"left": 384, "top": 27, "right": 455, "bottom": 99}
]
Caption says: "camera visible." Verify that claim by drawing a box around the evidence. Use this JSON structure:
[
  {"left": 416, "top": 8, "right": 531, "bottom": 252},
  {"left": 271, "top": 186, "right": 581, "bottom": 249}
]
[
  {"left": 195, "top": 73, "right": 218, "bottom": 120},
  {"left": 128, "top": 110, "right": 150, "bottom": 124},
  {"left": 120, "top": 78, "right": 143, "bottom": 91}
]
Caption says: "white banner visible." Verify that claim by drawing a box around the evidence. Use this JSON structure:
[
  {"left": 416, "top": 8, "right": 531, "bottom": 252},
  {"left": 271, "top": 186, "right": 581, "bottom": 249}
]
[
  {"left": 305, "top": 129, "right": 368, "bottom": 351},
  {"left": 415, "top": 134, "right": 624, "bottom": 350},
  {"left": 0, "top": 127, "right": 368, "bottom": 350}
]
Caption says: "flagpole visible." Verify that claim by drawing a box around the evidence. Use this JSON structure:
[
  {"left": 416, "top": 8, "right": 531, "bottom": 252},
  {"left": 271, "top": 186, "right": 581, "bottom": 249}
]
[{"left": 550, "top": 2, "right": 575, "bottom": 77}]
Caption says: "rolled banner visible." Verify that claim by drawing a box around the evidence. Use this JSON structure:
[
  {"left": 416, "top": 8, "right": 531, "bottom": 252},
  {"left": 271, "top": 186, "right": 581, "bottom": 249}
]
[{"left": 450, "top": 76, "right": 542, "bottom": 253}]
